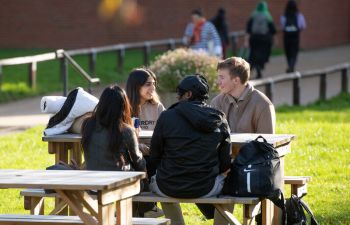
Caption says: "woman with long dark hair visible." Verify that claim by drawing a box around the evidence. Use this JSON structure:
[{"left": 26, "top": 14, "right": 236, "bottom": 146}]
[
  {"left": 82, "top": 85, "right": 145, "bottom": 172},
  {"left": 281, "top": 0, "right": 306, "bottom": 73},
  {"left": 126, "top": 68, "right": 165, "bottom": 153},
  {"left": 126, "top": 68, "right": 165, "bottom": 218}
]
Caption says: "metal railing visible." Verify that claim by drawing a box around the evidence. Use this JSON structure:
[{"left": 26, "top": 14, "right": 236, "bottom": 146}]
[
  {"left": 250, "top": 63, "right": 350, "bottom": 105},
  {"left": 0, "top": 31, "right": 247, "bottom": 95}
]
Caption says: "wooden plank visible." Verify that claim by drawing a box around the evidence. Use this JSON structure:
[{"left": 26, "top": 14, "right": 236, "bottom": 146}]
[
  {"left": 284, "top": 176, "right": 311, "bottom": 185},
  {"left": 99, "top": 180, "right": 140, "bottom": 205},
  {"left": 214, "top": 204, "right": 241, "bottom": 225},
  {"left": 0, "top": 215, "right": 170, "bottom": 225},
  {"left": 0, "top": 170, "right": 145, "bottom": 190},
  {"left": 98, "top": 203, "right": 114, "bottom": 225},
  {"left": 116, "top": 198, "right": 132, "bottom": 225},
  {"left": 133, "top": 192, "right": 259, "bottom": 204},
  {"left": 56, "top": 190, "right": 97, "bottom": 225},
  {"left": 42, "top": 132, "right": 295, "bottom": 147},
  {"left": 230, "top": 133, "right": 296, "bottom": 148},
  {"left": 0, "top": 215, "right": 83, "bottom": 224},
  {"left": 132, "top": 218, "right": 170, "bottom": 225}
]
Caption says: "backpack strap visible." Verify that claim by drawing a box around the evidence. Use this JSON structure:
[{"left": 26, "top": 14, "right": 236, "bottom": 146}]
[{"left": 298, "top": 196, "right": 319, "bottom": 225}]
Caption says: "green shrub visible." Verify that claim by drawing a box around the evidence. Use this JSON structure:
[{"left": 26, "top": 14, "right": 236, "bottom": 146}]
[{"left": 149, "top": 48, "right": 219, "bottom": 92}]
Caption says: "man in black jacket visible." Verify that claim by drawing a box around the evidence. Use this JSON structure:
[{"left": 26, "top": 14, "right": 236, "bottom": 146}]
[{"left": 148, "top": 74, "right": 231, "bottom": 225}]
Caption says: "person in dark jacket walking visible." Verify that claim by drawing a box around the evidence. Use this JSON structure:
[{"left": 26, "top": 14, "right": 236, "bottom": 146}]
[
  {"left": 148, "top": 74, "right": 232, "bottom": 225},
  {"left": 280, "top": 0, "right": 306, "bottom": 73},
  {"left": 211, "top": 8, "right": 230, "bottom": 58},
  {"left": 245, "top": 1, "right": 276, "bottom": 78}
]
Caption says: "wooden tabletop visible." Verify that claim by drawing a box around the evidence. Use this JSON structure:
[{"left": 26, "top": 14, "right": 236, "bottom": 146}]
[
  {"left": 43, "top": 131, "right": 295, "bottom": 147},
  {"left": 0, "top": 170, "right": 145, "bottom": 190},
  {"left": 230, "top": 133, "right": 296, "bottom": 147}
]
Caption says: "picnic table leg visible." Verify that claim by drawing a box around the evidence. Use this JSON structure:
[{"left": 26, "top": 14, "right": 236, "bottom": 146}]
[
  {"left": 116, "top": 198, "right": 132, "bottom": 225},
  {"left": 56, "top": 190, "right": 97, "bottom": 225},
  {"left": 213, "top": 204, "right": 239, "bottom": 225},
  {"left": 243, "top": 202, "right": 260, "bottom": 225},
  {"left": 49, "top": 142, "right": 70, "bottom": 215},
  {"left": 23, "top": 196, "right": 44, "bottom": 215},
  {"left": 70, "top": 142, "right": 83, "bottom": 167},
  {"left": 262, "top": 199, "right": 274, "bottom": 225}
]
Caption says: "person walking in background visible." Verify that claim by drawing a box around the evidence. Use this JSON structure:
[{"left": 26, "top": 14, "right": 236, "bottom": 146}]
[
  {"left": 281, "top": 0, "right": 306, "bottom": 73},
  {"left": 245, "top": 1, "right": 276, "bottom": 78},
  {"left": 183, "top": 9, "right": 223, "bottom": 57},
  {"left": 211, "top": 8, "right": 230, "bottom": 58}
]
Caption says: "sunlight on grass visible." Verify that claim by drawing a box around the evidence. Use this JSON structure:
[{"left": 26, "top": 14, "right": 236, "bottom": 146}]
[{"left": 0, "top": 94, "right": 350, "bottom": 224}]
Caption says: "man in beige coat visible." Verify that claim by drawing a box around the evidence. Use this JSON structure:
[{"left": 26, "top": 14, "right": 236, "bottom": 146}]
[{"left": 211, "top": 56, "right": 275, "bottom": 134}]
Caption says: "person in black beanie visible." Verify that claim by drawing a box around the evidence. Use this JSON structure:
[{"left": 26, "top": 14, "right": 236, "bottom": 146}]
[{"left": 148, "top": 74, "right": 231, "bottom": 225}]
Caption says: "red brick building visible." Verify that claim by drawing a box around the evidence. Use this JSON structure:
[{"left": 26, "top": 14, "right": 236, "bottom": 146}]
[{"left": 0, "top": 0, "right": 349, "bottom": 49}]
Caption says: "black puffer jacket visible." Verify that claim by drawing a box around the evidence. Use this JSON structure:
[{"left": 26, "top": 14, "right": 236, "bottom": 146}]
[{"left": 148, "top": 101, "right": 231, "bottom": 198}]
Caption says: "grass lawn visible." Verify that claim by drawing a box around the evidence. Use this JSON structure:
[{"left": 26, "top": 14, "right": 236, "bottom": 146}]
[{"left": 0, "top": 93, "right": 349, "bottom": 224}]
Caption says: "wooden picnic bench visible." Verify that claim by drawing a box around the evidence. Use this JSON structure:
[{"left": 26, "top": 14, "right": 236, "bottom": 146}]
[
  {"left": 40, "top": 132, "right": 296, "bottom": 225},
  {"left": 20, "top": 176, "right": 310, "bottom": 225},
  {"left": 0, "top": 169, "right": 170, "bottom": 225}
]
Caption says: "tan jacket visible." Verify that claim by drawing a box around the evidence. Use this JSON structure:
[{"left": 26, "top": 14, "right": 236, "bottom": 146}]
[
  {"left": 139, "top": 102, "right": 165, "bottom": 131},
  {"left": 210, "top": 83, "right": 275, "bottom": 134}
]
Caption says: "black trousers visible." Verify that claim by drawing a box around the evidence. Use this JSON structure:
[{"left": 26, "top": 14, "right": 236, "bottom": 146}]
[{"left": 283, "top": 33, "right": 300, "bottom": 72}]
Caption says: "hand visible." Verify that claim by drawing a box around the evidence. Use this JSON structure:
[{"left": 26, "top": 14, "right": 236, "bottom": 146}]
[
  {"left": 222, "top": 169, "right": 231, "bottom": 177},
  {"left": 139, "top": 143, "right": 150, "bottom": 156}
]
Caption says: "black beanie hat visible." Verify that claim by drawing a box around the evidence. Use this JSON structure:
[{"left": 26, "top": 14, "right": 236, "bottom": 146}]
[{"left": 177, "top": 74, "right": 209, "bottom": 99}]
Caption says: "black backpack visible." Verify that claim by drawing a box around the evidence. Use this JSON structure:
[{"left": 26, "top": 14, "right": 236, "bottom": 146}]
[
  {"left": 222, "top": 135, "right": 282, "bottom": 198},
  {"left": 285, "top": 194, "right": 318, "bottom": 225},
  {"left": 284, "top": 14, "right": 299, "bottom": 35}
]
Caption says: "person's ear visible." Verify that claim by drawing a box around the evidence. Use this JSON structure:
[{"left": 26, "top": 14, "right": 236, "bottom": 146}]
[{"left": 185, "top": 91, "right": 192, "bottom": 100}]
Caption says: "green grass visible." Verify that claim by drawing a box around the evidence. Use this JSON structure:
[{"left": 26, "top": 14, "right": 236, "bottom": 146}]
[
  {"left": 1, "top": 93, "right": 349, "bottom": 224},
  {"left": 0, "top": 48, "right": 163, "bottom": 103}
]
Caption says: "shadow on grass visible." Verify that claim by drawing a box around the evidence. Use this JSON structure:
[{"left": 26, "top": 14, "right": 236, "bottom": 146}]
[{"left": 277, "top": 92, "right": 350, "bottom": 113}]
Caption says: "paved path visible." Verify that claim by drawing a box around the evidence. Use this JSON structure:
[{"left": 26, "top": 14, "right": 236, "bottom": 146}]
[{"left": 0, "top": 44, "right": 349, "bottom": 135}]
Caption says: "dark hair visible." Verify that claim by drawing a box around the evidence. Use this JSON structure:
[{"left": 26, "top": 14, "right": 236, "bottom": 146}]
[
  {"left": 82, "top": 85, "right": 132, "bottom": 154},
  {"left": 126, "top": 68, "right": 160, "bottom": 117},
  {"left": 217, "top": 57, "right": 250, "bottom": 84},
  {"left": 191, "top": 9, "right": 202, "bottom": 17},
  {"left": 285, "top": 0, "right": 298, "bottom": 17},
  {"left": 177, "top": 74, "right": 209, "bottom": 102}
]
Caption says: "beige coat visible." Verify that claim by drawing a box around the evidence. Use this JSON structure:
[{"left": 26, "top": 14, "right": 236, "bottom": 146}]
[{"left": 210, "top": 83, "right": 275, "bottom": 134}]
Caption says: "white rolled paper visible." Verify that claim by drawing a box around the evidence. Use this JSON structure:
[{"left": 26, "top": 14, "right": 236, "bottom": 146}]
[{"left": 40, "top": 96, "right": 67, "bottom": 114}]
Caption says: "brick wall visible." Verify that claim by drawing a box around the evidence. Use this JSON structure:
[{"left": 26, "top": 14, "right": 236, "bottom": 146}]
[{"left": 0, "top": 0, "right": 349, "bottom": 49}]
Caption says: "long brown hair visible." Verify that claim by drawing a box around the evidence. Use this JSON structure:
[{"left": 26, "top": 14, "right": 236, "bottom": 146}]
[
  {"left": 126, "top": 68, "right": 160, "bottom": 117},
  {"left": 82, "top": 85, "right": 132, "bottom": 154}
]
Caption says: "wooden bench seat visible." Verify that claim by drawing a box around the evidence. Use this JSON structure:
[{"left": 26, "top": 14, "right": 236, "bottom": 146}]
[
  {"left": 20, "top": 190, "right": 261, "bottom": 225},
  {"left": 284, "top": 176, "right": 311, "bottom": 197},
  {"left": 20, "top": 176, "right": 311, "bottom": 225},
  {"left": 0, "top": 215, "right": 170, "bottom": 225}
]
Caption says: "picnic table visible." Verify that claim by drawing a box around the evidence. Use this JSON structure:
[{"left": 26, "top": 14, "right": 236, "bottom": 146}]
[
  {"left": 42, "top": 131, "right": 295, "bottom": 225},
  {"left": 0, "top": 169, "right": 145, "bottom": 225}
]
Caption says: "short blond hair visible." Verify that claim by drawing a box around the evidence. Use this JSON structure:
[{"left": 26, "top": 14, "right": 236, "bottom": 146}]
[{"left": 217, "top": 57, "right": 250, "bottom": 84}]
